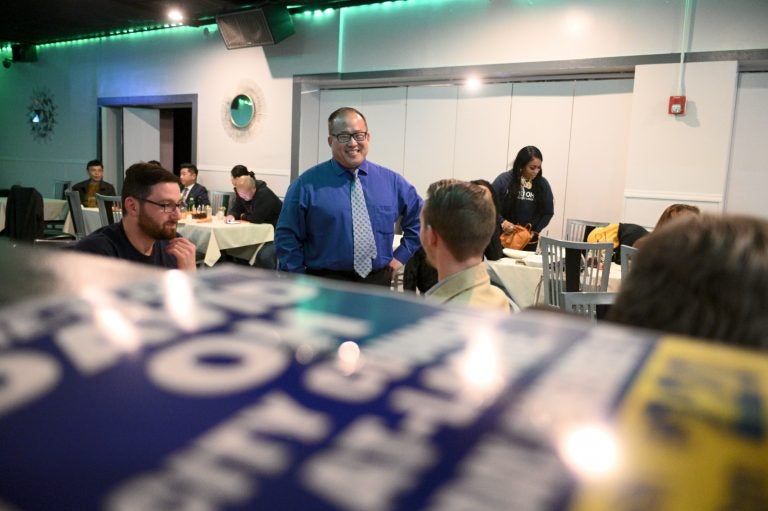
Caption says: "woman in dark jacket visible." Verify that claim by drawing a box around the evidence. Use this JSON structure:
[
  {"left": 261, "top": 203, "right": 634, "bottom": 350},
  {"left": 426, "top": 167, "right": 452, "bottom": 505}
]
[{"left": 492, "top": 146, "right": 554, "bottom": 251}]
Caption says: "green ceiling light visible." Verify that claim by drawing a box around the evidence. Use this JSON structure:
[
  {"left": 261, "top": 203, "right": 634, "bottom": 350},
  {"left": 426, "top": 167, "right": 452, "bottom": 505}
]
[{"left": 33, "top": 24, "right": 214, "bottom": 49}]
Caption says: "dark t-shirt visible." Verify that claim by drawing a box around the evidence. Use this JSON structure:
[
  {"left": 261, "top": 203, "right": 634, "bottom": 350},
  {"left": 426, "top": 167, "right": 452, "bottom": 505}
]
[{"left": 73, "top": 222, "right": 178, "bottom": 268}]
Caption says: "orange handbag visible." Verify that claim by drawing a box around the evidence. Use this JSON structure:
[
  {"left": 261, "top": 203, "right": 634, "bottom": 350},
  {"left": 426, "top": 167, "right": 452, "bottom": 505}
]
[{"left": 500, "top": 223, "right": 535, "bottom": 250}]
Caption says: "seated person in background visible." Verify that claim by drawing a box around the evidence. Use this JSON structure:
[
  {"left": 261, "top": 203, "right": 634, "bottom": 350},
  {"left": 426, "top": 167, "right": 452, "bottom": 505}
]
[
  {"left": 179, "top": 163, "right": 210, "bottom": 209},
  {"left": 607, "top": 214, "right": 768, "bottom": 350},
  {"left": 655, "top": 203, "right": 701, "bottom": 230},
  {"left": 231, "top": 164, "right": 250, "bottom": 186},
  {"left": 633, "top": 203, "right": 700, "bottom": 249},
  {"left": 228, "top": 173, "right": 283, "bottom": 270},
  {"left": 227, "top": 173, "right": 283, "bottom": 227},
  {"left": 421, "top": 179, "right": 511, "bottom": 312},
  {"left": 72, "top": 159, "right": 117, "bottom": 207},
  {"left": 73, "top": 163, "right": 197, "bottom": 271},
  {"left": 587, "top": 222, "right": 648, "bottom": 263},
  {"left": 403, "top": 247, "right": 438, "bottom": 295}
]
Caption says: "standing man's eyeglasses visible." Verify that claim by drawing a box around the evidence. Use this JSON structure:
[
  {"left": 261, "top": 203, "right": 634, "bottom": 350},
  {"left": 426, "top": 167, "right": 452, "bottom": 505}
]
[{"left": 330, "top": 132, "right": 368, "bottom": 143}]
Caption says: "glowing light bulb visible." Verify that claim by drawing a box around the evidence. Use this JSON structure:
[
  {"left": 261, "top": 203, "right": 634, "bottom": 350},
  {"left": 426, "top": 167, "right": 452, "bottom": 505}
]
[
  {"left": 465, "top": 76, "right": 482, "bottom": 90},
  {"left": 168, "top": 8, "right": 184, "bottom": 22}
]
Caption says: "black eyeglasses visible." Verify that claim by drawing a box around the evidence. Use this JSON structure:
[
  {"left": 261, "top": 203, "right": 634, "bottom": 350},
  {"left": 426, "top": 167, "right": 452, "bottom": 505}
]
[
  {"left": 139, "top": 198, "right": 184, "bottom": 213},
  {"left": 330, "top": 131, "right": 367, "bottom": 144}
]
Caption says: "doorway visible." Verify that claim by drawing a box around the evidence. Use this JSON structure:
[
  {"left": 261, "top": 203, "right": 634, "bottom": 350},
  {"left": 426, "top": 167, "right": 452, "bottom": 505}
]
[{"left": 98, "top": 94, "right": 197, "bottom": 191}]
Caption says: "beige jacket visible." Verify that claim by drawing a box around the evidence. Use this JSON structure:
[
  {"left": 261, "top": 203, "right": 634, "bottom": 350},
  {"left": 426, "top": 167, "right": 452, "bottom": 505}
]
[{"left": 425, "top": 263, "right": 511, "bottom": 312}]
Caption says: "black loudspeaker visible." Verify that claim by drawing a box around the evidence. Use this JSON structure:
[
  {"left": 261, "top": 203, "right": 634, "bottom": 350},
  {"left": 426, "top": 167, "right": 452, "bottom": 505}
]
[
  {"left": 12, "top": 44, "right": 38, "bottom": 62},
  {"left": 216, "top": 6, "right": 295, "bottom": 49}
]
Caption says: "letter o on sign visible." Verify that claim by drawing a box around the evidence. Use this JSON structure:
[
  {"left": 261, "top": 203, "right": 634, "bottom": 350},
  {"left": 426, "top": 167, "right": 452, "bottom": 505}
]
[
  {"left": 147, "top": 338, "right": 289, "bottom": 396},
  {"left": 0, "top": 351, "right": 61, "bottom": 417}
]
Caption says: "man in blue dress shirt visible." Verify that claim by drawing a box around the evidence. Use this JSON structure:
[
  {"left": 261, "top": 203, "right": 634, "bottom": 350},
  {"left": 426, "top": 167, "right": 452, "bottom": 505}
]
[{"left": 275, "top": 107, "right": 422, "bottom": 287}]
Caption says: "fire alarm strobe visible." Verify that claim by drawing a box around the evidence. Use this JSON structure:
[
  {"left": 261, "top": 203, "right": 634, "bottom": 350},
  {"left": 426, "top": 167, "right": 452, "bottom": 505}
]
[{"left": 669, "top": 95, "right": 686, "bottom": 115}]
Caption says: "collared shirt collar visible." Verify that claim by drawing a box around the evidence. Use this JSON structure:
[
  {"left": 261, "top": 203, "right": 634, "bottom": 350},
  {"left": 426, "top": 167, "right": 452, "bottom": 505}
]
[{"left": 331, "top": 158, "right": 370, "bottom": 177}]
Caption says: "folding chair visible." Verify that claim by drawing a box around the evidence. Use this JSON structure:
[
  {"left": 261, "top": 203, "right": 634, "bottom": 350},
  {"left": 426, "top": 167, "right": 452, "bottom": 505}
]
[
  {"left": 620, "top": 244, "right": 638, "bottom": 277},
  {"left": 564, "top": 218, "right": 610, "bottom": 242},
  {"left": 209, "top": 190, "right": 235, "bottom": 215},
  {"left": 65, "top": 190, "right": 87, "bottom": 240},
  {"left": 95, "top": 194, "right": 123, "bottom": 226},
  {"left": 539, "top": 236, "right": 613, "bottom": 309},
  {"left": 561, "top": 291, "right": 618, "bottom": 321}
]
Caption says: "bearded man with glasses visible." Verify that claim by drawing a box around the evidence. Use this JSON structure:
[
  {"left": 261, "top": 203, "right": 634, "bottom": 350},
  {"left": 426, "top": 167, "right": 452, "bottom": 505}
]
[
  {"left": 276, "top": 107, "right": 422, "bottom": 287},
  {"left": 73, "top": 162, "right": 197, "bottom": 271}
]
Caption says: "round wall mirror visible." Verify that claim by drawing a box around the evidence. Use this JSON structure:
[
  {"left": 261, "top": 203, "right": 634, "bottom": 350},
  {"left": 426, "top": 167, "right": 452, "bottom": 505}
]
[{"left": 229, "top": 94, "right": 255, "bottom": 128}]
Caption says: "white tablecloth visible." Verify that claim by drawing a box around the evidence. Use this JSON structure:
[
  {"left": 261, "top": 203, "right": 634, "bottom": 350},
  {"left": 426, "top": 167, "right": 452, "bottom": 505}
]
[
  {"left": 0, "top": 197, "right": 69, "bottom": 231},
  {"left": 177, "top": 219, "right": 274, "bottom": 267},
  {"left": 63, "top": 207, "right": 101, "bottom": 236},
  {"left": 488, "top": 256, "right": 622, "bottom": 309}
]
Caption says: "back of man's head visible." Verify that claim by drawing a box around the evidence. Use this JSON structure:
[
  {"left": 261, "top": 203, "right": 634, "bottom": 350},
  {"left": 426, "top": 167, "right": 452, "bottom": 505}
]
[
  {"left": 122, "top": 162, "right": 179, "bottom": 209},
  {"left": 423, "top": 180, "right": 496, "bottom": 262}
]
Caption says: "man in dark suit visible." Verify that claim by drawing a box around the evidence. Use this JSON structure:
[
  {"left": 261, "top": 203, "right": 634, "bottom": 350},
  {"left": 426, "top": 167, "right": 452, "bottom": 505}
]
[{"left": 179, "top": 163, "right": 210, "bottom": 208}]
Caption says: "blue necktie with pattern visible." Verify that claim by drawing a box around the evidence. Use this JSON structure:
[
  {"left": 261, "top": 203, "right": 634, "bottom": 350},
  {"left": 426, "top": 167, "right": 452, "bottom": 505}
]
[{"left": 351, "top": 170, "right": 377, "bottom": 278}]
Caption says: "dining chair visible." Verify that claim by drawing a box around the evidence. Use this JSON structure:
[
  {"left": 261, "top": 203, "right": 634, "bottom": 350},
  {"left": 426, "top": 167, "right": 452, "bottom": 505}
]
[
  {"left": 620, "top": 244, "right": 638, "bottom": 277},
  {"left": 4, "top": 185, "right": 74, "bottom": 242},
  {"left": 564, "top": 218, "right": 610, "bottom": 242},
  {"left": 95, "top": 194, "right": 123, "bottom": 226},
  {"left": 561, "top": 291, "right": 618, "bottom": 321},
  {"left": 53, "top": 180, "right": 72, "bottom": 200},
  {"left": 539, "top": 236, "right": 614, "bottom": 309},
  {"left": 65, "top": 190, "right": 87, "bottom": 240},
  {"left": 209, "top": 190, "right": 235, "bottom": 214}
]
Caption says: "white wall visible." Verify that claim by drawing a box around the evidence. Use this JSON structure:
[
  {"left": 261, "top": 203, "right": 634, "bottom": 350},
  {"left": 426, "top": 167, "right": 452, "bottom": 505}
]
[
  {"left": 123, "top": 108, "right": 160, "bottom": 170},
  {"left": 725, "top": 72, "right": 768, "bottom": 217},
  {"left": 304, "top": 79, "right": 633, "bottom": 239},
  {"left": 623, "top": 61, "right": 739, "bottom": 226}
]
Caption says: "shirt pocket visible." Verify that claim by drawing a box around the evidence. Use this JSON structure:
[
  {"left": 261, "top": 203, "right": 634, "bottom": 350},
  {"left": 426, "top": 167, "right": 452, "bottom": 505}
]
[{"left": 370, "top": 205, "right": 396, "bottom": 234}]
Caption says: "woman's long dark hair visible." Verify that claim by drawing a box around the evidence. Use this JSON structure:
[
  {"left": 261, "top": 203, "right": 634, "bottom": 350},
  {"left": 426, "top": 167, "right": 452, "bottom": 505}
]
[{"left": 502, "top": 145, "right": 544, "bottom": 220}]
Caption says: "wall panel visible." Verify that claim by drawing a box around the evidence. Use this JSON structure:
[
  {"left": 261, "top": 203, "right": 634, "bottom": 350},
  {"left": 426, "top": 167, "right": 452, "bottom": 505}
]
[
  {"left": 507, "top": 82, "right": 575, "bottom": 239},
  {"left": 725, "top": 72, "right": 768, "bottom": 218},
  {"left": 564, "top": 79, "right": 633, "bottom": 229},
  {"left": 402, "top": 85, "right": 459, "bottom": 196},
  {"left": 453, "top": 83, "right": 513, "bottom": 183}
]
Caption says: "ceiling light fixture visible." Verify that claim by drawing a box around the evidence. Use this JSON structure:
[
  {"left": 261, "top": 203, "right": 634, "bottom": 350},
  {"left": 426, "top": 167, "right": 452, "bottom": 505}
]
[{"left": 168, "top": 8, "right": 184, "bottom": 22}]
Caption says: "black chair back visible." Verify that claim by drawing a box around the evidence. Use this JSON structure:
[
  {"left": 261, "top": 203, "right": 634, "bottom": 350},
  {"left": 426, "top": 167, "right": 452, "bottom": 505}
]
[{"left": 4, "top": 186, "right": 45, "bottom": 241}]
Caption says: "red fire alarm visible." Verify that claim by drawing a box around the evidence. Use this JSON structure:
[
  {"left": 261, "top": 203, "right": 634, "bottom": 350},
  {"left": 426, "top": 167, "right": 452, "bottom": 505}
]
[{"left": 668, "top": 95, "right": 686, "bottom": 115}]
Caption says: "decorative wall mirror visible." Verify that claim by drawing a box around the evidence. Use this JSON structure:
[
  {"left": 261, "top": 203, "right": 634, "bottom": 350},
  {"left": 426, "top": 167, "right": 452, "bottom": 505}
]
[
  {"left": 221, "top": 81, "right": 265, "bottom": 141},
  {"left": 229, "top": 94, "right": 254, "bottom": 128},
  {"left": 28, "top": 88, "right": 57, "bottom": 142}
]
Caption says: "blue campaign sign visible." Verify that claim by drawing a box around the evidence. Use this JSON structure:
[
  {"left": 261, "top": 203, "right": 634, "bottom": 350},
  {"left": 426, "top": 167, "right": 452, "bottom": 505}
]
[{"left": 0, "top": 266, "right": 665, "bottom": 510}]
